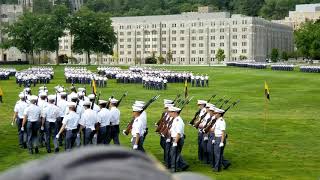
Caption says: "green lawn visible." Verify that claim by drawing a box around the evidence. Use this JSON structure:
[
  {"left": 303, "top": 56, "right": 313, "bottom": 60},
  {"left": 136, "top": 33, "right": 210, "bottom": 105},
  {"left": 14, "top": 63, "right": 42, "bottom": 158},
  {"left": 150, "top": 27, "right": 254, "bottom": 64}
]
[{"left": 0, "top": 65, "right": 319, "bottom": 180}]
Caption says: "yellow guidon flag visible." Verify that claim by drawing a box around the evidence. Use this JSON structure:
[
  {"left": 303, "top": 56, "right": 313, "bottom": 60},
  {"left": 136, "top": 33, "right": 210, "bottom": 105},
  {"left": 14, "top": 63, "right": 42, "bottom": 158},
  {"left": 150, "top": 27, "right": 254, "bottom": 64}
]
[
  {"left": 264, "top": 81, "right": 270, "bottom": 100},
  {"left": 92, "top": 79, "right": 97, "bottom": 95},
  {"left": 184, "top": 79, "right": 188, "bottom": 98}
]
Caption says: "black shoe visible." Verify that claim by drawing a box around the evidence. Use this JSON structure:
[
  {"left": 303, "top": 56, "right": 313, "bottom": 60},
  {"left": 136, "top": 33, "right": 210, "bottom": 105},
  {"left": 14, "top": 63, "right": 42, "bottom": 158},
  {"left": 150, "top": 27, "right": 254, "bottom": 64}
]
[
  {"left": 23, "top": 143, "right": 27, "bottom": 149},
  {"left": 182, "top": 164, "right": 189, "bottom": 171},
  {"left": 29, "top": 149, "right": 33, "bottom": 154},
  {"left": 213, "top": 168, "right": 220, "bottom": 172},
  {"left": 47, "top": 149, "right": 51, "bottom": 153},
  {"left": 35, "top": 147, "right": 39, "bottom": 154},
  {"left": 54, "top": 148, "right": 59, "bottom": 153},
  {"left": 224, "top": 163, "right": 231, "bottom": 170},
  {"left": 59, "top": 142, "right": 63, "bottom": 146}
]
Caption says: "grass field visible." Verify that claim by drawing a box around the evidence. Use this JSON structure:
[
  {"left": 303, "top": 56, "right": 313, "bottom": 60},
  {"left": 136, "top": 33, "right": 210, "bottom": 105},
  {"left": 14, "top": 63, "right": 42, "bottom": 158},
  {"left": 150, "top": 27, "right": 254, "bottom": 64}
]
[{"left": 0, "top": 65, "right": 319, "bottom": 180}]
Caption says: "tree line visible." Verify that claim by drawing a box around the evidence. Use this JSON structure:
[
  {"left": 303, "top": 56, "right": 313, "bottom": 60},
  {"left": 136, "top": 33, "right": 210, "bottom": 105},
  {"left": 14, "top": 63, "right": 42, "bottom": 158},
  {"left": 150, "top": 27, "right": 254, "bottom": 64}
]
[{"left": 0, "top": 5, "right": 116, "bottom": 64}]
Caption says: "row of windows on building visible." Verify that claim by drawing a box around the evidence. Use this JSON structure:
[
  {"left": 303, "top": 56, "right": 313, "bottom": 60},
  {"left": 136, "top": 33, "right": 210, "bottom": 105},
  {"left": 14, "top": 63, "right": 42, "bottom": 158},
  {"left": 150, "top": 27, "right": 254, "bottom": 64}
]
[
  {"left": 118, "top": 27, "right": 248, "bottom": 36},
  {"left": 117, "top": 20, "right": 249, "bottom": 29},
  {"left": 118, "top": 49, "right": 247, "bottom": 55},
  {"left": 118, "top": 34, "right": 248, "bottom": 43}
]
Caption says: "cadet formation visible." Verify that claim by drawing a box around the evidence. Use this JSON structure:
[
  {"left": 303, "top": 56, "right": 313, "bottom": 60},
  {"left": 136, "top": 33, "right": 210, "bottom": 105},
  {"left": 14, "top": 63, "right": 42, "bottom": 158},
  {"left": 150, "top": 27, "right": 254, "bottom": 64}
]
[
  {"left": 271, "top": 64, "right": 295, "bottom": 71},
  {"left": 0, "top": 68, "right": 16, "bottom": 80},
  {"left": 15, "top": 67, "right": 54, "bottom": 87},
  {"left": 65, "top": 67, "right": 108, "bottom": 88}
]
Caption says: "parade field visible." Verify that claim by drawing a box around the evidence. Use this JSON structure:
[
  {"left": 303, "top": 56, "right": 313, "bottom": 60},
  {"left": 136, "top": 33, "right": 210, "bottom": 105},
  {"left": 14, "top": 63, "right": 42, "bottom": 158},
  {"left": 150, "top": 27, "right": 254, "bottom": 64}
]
[{"left": 0, "top": 65, "right": 319, "bottom": 180}]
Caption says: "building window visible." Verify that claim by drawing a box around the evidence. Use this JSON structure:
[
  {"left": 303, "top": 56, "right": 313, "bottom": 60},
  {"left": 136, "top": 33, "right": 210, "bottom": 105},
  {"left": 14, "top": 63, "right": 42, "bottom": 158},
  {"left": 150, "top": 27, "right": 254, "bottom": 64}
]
[
  {"left": 242, "top": 49, "right": 247, "bottom": 53},
  {"left": 220, "top": 36, "right": 224, "bottom": 40},
  {"left": 242, "top": 28, "right": 247, "bottom": 32},
  {"left": 162, "top": 44, "right": 166, "bottom": 48},
  {"left": 180, "top": 30, "right": 185, "bottom": 34},
  {"left": 172, "top": 24, "right": 177, "bottom": 27},
  {"left": 199, "top": 43, "right": 204, "bottom": 47},
  {"left": 220, "top": 28, "right": 224, "bottom": 32},
  {"left": 199, "top": 29, "right": 204, "bottom": 33},
  {"left": 137, "top": 45, "right": 141, "bottom": 48},
  {"left": 242, "top": 42, "right": 247, "bottom": 46},
  {"left": 120, "top": 45, "right": 124, "bottom": 48},
  {"left": 161, "top": 24, "right": 166, "bottom": 28},
  {"left": 120, "top": 51, "right": 124, "bottom": 55},
  {"left": 172, "top": 51, "right": 176, "bottom": 54},
  {"left": 211, "top": 36, "right": 215, "bottom": 40},
  {"left": 119, "top": 39, "right": 124, "bottom": 42},
  {"left": 192, "top": 29, "right": 196, "bottom": 34},
  {"left": 172, "top": 37, "right": 176, "bottom": 41},
  {"left": 211, "top": 50, "right": 215, "bottom": 54},
  {"left": 137, "top": 32, "right": 141, "bottom": 35},
  {"left": 162, "top": 37, "right": 166, "bottom": 41},
  {"left": 128, "top": 51, "right": 132, "bottom": 55},
  {"left": 232, "top": 42, "right": 237, "bottom": 46},
  {"left": 211, "top": 43, "right": 215, "bottom": 47},
  {"left": 145, "top": 45, "right": 150, "bottom": 48},
  {"left": 180, "top": 23, "right": 184, "bottom": 27},
  {"left": 127, "top": 32, "right": 131, "bottom": 35},
  {"left": 162, "top": 51, "right": 166, "bottom": 54},
  {"left": 145, "top": 38, "right": 150, "bottom": 42},
  {"left": 192, "top": 43, "right": 196, "bottom": 47},
  {"left": 180, "top": 44, "right": 185, "bottom": 48},
  {"left": 64, "top": 46, "right": 68, "bottom": 49},
  {"left": 172, "top": 44, "right": 176, "bottom": 48},
  {"left": 152, "top": 31, "right": 157, "bottom": 35},
  {"left": 242, "top": 35, "right": 247, "bottom": 39},
  {"left": 199, "top": 50, "right": 204, "bottom": 54},
  {"left": 232, "top": 49, "right": 237, "bottom": 53},
  {"left": 152, "top": 45, "right": 157, "bottom": 48},
  {"left": 119, "top": 32, "right": 124, "bottom": 35},
  {"left": 220, "top": 43, "right": 224, "bottom": 47},
  {"left": 199, "top": 36, "right": 204, "bottom": 40},
  {"left": 128, "top": 45, "right": 132, "bottom": 48},
  {"left": 232, "top": 35, "right": 237, "bottom": 39},
  {"left": 180, "top": 51, "right": 184, "bottom": 54},
  {"left": 152, "top": 38, "right": 157, "bottom": 41},
  {"left": 191, "top": 50, "right": 196, "bottom": 54},
  {"left": 127, "top": 38, "right": 131, "bottom": 42},
  {"left": 211, "top": 29, "right": 215, "bottom": 33},
  {"left": 232, "top": 28, "right": 237, "bottom": 32},
  {"left": 162, "top": 31, "right": 166, "bottom": 34},
  {"left": 137, "top": 51, "right": 141, "bottom": 54},
  {"left": 191, "top": 36, "right": 196, "bottom": 40},
  {"left": 180, "top": 37, "right": 185, "bottom": 41},
  {"left": 137, "top": 38, "right": 141, "bottom": 42}
]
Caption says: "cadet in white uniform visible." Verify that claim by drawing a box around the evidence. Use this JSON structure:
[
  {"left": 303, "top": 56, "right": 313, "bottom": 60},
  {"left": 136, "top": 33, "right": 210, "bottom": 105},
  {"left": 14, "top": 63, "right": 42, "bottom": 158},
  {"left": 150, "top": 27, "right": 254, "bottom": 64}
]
[
  {"left": 42, "top": 95, "right": 61, "bottom": 153},
  {"left": 21, "top": 95, "right": 41, "bottom": 154},
  {"left": 56, "top": 102, "right": 80, "bottom": 151},
  {"left": 79, "top": 101, "right": 98, "bottom": 145},
  {"left": 38, "top": 92, "right": 48, "bottom": 147},
  {"left": 97, "top": 100, "right": 111, "bottom": 144},
  {"left": 133, "top": 101, "right": 147, "bottom": 139},
  {"left": 12, "top": 93, "right": 28, "bottom": 148},
  {"left": 108, "top": 98, "right": 120, "bottom": 145},
  {"left": 88, "top": 94, "right": 100, "bottom": 112},
  {"left": 197, "top": 100, "right": 207, "bottom": 161},
  {"left": 57, "top": 92, "right": 68, "bottom": 146},
  {"left": 131, "top": 106, "right": 144, "bottom": 152},
  {"left": 211, "top": 108, "right": 231, "bottom": 172},
  {"left": 168, "top": 106, "right": 189, "bottom": 172}
]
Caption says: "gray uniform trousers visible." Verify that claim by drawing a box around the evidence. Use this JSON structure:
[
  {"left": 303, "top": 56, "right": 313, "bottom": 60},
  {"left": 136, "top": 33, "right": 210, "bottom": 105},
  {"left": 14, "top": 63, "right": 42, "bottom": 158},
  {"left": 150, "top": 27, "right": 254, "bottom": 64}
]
[
  {"left": 198, "top": 131, "right": 204, "bottom": 161},
  {"left": 165, "top": 138, "right": 172, "bottom": 169},
  {"left": 160, "top": 136, "right": 166, "bottom": 164},
  {"left": 45, "top": 121, "right": 59, "bottom": 151},
  {"left": 65, "top": 129, "right": 78, "bottom": 151},
  {"left": 106, "top": 125, "right": 120, "bottom": 145},
  {"left": 26, "top": 121, "right": 40, "bottom": 150},
  {"left": 83, "top": 128, "right": 95, "bottom": 145},
  {"left": 16, "top": 118, "right": 27, "bottom": 147},
  {"left": 213, "top": 136, "right": 230, "bottom": 171},
  {"left": 170, "top": 137, "right": 188, "bottom": 172},
  {"left": 97, "top": 126, "right": 108, "bottom": 144},
  {"left": 131, "top": 136, "right": 145, "bottom": 152}
]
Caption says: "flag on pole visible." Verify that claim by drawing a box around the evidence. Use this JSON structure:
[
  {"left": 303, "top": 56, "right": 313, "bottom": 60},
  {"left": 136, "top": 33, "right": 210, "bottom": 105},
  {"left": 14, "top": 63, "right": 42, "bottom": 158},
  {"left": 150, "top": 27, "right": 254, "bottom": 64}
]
[
  {"left": 184, "top": 80, "right": 188, "bottom": 98},
  {"left": 264, "top": 81, "right": 270, "bottom": 100},
  {"left": 92, "top": 79, "right": 97, "bottom": 95}
]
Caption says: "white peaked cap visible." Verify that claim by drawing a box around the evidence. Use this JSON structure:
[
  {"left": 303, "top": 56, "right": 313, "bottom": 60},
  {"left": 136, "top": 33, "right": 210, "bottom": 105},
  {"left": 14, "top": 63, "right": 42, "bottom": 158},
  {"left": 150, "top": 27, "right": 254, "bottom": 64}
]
[
  {"left": 206, "top": 103, "right": 214, "bottom": 108},
  {"left": 168, "top": 106, "right": 181, "bottom": 112},
  {"left": 197, "top": 100, "right": 207, "bottom": 105},
  {"left": 48, "top": 95, "right": 56, "bottom": 101},
  {"left": 30, "top": 95, "right": 38, "bottom": 101},
  {"left": 78, "top": 88, "right": 86, "bottom": 92},
  {"left": 214, "top": 108, "right": 225, "bottom": 113},
  {"left": 60, "top": 92, "right": 67, "bottom": 96},
  {"left": 135, "top": 101, "right": 145, "bottom": 105},
  {"left": 110, "top": 98, "right": 118, "bottom": 104},
  {"left": 133, "top": 103, "right": 144, "bottom": 108},
  {"left": 164, "top": 103, "right": 174, "bottom": 108},
  {"left": 77, "top": 91, "right": 84, "bottom": 96},
  {"left": 39, "top": 91, "right": 47, "bottom": 97},
  {"left": 83, "top": 101, "right": 91, "bottom": 106},
  {"left": 132, "top": 106, "right": 143, "bottom": 112},
  {"left": 98, "top": 100, "right": 108, "bottom": 105},
  {"left": 67, "top": 102, "right": 77, "bottom": 107},
  {"left": 19, "top": 93, "right": 25, "bottom": 98},
  {"left": 88, "top": 94, "right": 95, "bottom": 100}
]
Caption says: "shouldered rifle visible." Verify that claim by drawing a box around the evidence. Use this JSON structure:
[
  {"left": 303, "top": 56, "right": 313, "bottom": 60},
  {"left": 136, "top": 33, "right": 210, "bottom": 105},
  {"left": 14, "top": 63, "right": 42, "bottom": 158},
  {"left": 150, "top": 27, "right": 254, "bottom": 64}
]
[
  {"left": 55, "top": 91, "right": 58, "bottom": 106},
  {"left": 172, "top": 94, "right": 181, "bottom": 104},
  {"left": 106, "top": 95, "right": 114, "bottom": 109},
  {"left": 219, "top": 97, "right": 232, "bottom": 109},
  {"left": 203, "top": 114, "right": 221, "bottom": 134},
  {"left": 214, "top": 96, "right": 226, "bottom": 106},
  {"left": 95, "top": 92, "right": 101, "bottom": 105},
  {"left": 194, "top": 111, "right": 208, "bottom": 129},
  {"left": 178, "top": 96, "right": 193, "bottom": 113},
  {"left": 123, "top": 95, "right": 160, "bottom": 136},
  {"left": 116, "top": 91, "right": 128, "bottom": 107},
  {"left": 222, "top": 99, "right": 240, "bottom": 116},
  {"left": 189, "top": 95, "right": 215, "bottom": 125},
  {"left": 155, "top": 112, "right": 167, "bottom": 133}
]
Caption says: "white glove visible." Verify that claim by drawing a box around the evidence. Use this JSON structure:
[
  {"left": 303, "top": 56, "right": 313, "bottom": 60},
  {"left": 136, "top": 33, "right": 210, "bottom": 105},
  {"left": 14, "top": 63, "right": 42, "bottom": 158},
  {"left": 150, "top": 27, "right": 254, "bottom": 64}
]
[
  {"left": 11, "top": 122, "right": 14, "bottom": 126},
  {"left": 21, "top": 127, "right": 24, "bottom": 131},
  {"left": 212, "top": 139, "right": 215, "bottom": 144},
  {"left": 93, "top": 134, "right": 97, "bottom": 138},
  {"left": 172, "top": 142, "right": 178, "bottom": 147},
  {"left": 41, "top": 126, "right": 44, "bottom": 131},
  {"left": 56, "top": 134, "right": 60, "bottom": 139},
  {"left": 219, "top": 142, "right": 224, "bottom": 147},
  {"left": 122, "top": 130, "right": 127, "bottom": 136},
  {"left": 203, "top": 136, "right": 208, "bottom": 141},
  {"left": 133, "top": 144, "right": 138, "bottom": 150},
  {"left": 77, "top": 133, "right": 80, "bottom": 137},
  {"left": 166, "top": 138, "right": 171, "bottom": 143}
]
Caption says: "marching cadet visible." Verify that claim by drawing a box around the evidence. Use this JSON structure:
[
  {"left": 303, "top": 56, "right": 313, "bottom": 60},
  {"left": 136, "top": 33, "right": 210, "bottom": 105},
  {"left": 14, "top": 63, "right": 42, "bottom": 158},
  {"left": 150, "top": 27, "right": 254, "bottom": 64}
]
[
  {"left": 12, "top": 93, "right": 28, "bottom": 148},
  {"left": 79, "top": 101, "right": 98, "bottom": 145},
  {"left": 57, "top": 92, "right": 68, "bottom": 146},
  {"left": 131, "top": 105, "right": 144, "bottom": 152},
  {"left": 196, "top": 100, "right": 207, "bottom": 161},
  {"left": 211, "top": 108, "right": 231, "bottom": 172},
  {"left": 168, "top": 106, "right": 189, "bottom": 172},
  {"left": 108, "top": 98, "right": 120, "bottom": 145},
  {"left": 133, "top": 101, "right": 147, "bottom": 139},
  {"left": 97, "top": 100, "right": 111, "bottom": 144},
  {"left": 21, "top": 95, "right": 41, "bottom": 154},
  {"left": 38, "top": 92, "right": 48, "bottom": 147},
  {"left": 205, "top": 74, "right": 209, "bottom": 87},
  {"left": 56, "top": 102, "right": 80, "bottom": 151},
  {"left": 88, "top": 94, "right": 100, "bottom": 112},
  {"left": 42, "top": 95, "right": 61, "bottom": 153},
  {"left": 198, "top": 103, "right": 213, "bottom": 164}
]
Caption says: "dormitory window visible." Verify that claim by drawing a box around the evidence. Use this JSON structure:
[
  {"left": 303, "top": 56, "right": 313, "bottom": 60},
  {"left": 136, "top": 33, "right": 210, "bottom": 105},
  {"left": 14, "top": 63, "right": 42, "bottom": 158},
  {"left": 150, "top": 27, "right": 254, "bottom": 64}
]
[
  {"left": 120, "top": 45, "right": 124, "bottom": 48},
  {"left": 145, "top": 45, "right": 150, "bottom": 48},
  {"left": 192, "top": 37, "right": 196, "bottom": 40},
  {"left": 199, "top": 22, "right": 204, "bottom": 26},
  {"left": 233, "top": 35, "right": 237, "bottom": 39},
  {"left": 232, "top": 42, "right": 237, "bottom": 46},
  {"left": 152, "top": 31, "right": 157, "bottom": 35},
  {"left": 163, "top": 44, "right": 166, "bottom": 48},
  {"left": 172, "top": 51, "right": 176, "bottom": 54},
  {"left": 172, "top": 44, "right": 177, "bottom": 48},
  {"left": 242, "top": 42, "right": 247, "bottom": 46},
  {"left": 162, "top": 37, "right": 166, "bottom": 41},
  {"left": 242, "top": 20, "right": 247, "bottom": 24},
  {"left": 211, "top": 50, "right": 215, "bottom": 54},
  {"left": 128, "top": 51, "right": 131, "bottom": 55},
  {"left": 180, "top": 44, "right": 184, "bottom": 48},
  {"left": 199, "top": 43, "right": 204, "bottom": 47},
  {"left": 232, "top": 28, "right": 237, "bottom": 32},
  {"left": 172, "top": 37, "right": 176, "bottom": 41},
  {"left": 180, "top": 24, "right": 184, "bottom": 27},
  {"left": 242, "top": 28, "right": 247, "bottom": 32},
  {"left": 180, "top": 37, "right": 184, "bottom": 41},
  {"left": 59, "top": 46, "right": 63, "bottom": 49},
  {"left": 180, "top": 51, "right": 184, "bottom": 54},
  {"left": 127, "top": 45, "right": 132, "bottom": 48},
  {"left": 64, "top": 46, "right": 68, "bottom": 49},
  {"left": 180, "top": 30, "right": 185, "bottom": 34},
  {"left": 199, "top": 36, "right": 204, "bottom": 40},
  {"left": 145, "top": 38, "right": 150, "bottom": 41},
  {"left": 152, "top": 38, "right": 157, "bottom": 41},
  {"left": 137, "top": 45, "right": 141, "bottom": 48},
  {"left": 192, "top": 30, "right": 196, "bottom": 34},
  {"left": 64, "top": 40, "right": 68, "bottom": 43},
  {"left": 120, "top": 51, "right": 124, "bottom": 55},
  {"left": 233, "top": 21, "right": 237, "bottom": 25},
  {"left": 162, "top": 31, "right": 167, "bottom": 34},
  {"left": 232, "top": 49, "right": 237, "bottom": 53},
  {"left": 199, "top": 29, "right": 204, "bottom": 33},
  {"left": 220, "top": 36, "right": 224, "bottom": 40},
  {"left": 192, "top": 50, "right": 196, "bottom": 54},
  {"left": 220, "top": 28, "right": 224, "bottom": 32},
  {"left": 211, "top": 36, "right": 215, "bottom": 40},
  {"left": 162, "top": 51, "right": 166, "bottom": 54},
  {"left": 242, "top": 49, "right": 247, "bottom": 53},
  {"left": 119, "top": 39, "right": 124, "bottom": 42},
  {"left": 211, "top": 29, "right": 215, "bottom": 33},
  {"left": 211, "top": 43, "right": 215, "bottom": 47},
  {"left": 127, "top": 25, "right": 131, "bottom": 29},
  {"left": 137, "top": 38, "right": 141, "bottom": 42},
  {"left": 199, "top": 50, "right": 204, "bottom": 54},
  {"left": 192, "top": 22, "right": 196, "bottom": 27},
  {"left": 137, "top": 32, "right": 141, "bottom": 35},
  {"left": 172, "top": 24, "right": 177, "bottom": 27},
  {"left": 211, "top": 58, "right": 215, "bottom": 61},
  {"left": 120, "top": 32, "right": 124, "bottom": 35},
  {"left": 137, "top": 51, "right": 141, "bottom": 54},
  {"left": 242, "top": 35, "right": 247, "bottom": 39},
  {"left": 192, "top": 43, "right": 196, "bottom": 47},
  {"left": 127, "top": 38, "right": 131, "bottom": 42},
  {"left": 152, "top": 24, "right": 156, "bottom": 28},
  {"left": 220, "top": 43, "right": 224, "bottom": 47},
  {"left": 161, "top": 24, "right": 166, "bottom": 28},
  {"left": 127, "top": 32, "right": 131, "bottom": 35},
  {"left": 152, "top": 45, "right": 157, "bottom": 48}
]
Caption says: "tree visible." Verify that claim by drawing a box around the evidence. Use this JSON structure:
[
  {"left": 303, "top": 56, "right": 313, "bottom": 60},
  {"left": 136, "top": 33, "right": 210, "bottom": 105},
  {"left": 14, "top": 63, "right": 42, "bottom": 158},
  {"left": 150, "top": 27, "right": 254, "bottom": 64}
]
[
  {"left": 166, "top": 50, "right": 172, "bottom": 64},
  {"left": 2, "top": 12, "right": 40, "bottom": 64},
  {"left": 281, "top": 51, "right": 289, "bottom": 61},
  {"left": 158, "top": 55, "right": 165, "bottom": 64},
  {"left": 230, "top": 0, "right": 264, "bottom": 16},
  {"left": 271, "top": 48, "right": 279, "bottom": 62},
  {"left": 240, "top": 55, "right": 247, "bottom": 60},
  {"left": 33, "top": 0, "right": 53, "bottom": 14},
  {"left": 216, "top": 48, "right": 226, "bottom": 63},
  {"left": 69, "top": 7, "right": 117, "bottom": 65}
]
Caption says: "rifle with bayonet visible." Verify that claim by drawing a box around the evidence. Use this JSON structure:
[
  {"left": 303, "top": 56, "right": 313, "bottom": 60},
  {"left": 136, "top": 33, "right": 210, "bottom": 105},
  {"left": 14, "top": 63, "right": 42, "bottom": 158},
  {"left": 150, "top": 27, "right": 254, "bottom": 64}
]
[
  {"left": 123, "top": 95, "right": 160, "bottom": 136},
  {"left": 116, "top": 91, "right": 128, "bottom": 107},
  {"left": 189, "top": 94, "right": 216, "bottom": 125}
]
